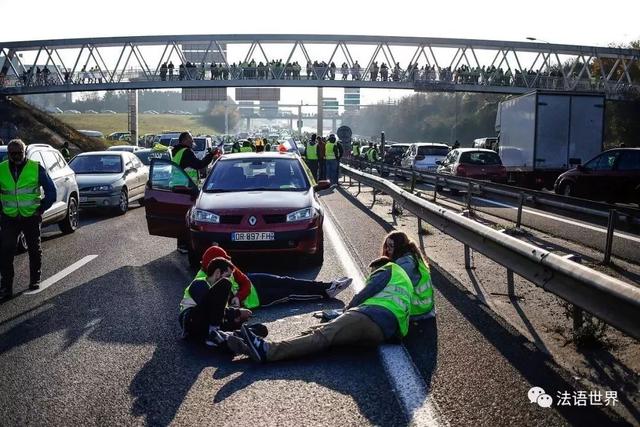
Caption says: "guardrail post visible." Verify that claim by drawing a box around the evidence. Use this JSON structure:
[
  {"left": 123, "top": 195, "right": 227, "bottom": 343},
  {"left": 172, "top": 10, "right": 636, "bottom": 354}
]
[
  {"left": 507, "top": 268, "right": 515, "bottom": 299},
  {"left": 563, "top": 254, "right": 584, "bottom": 333},
  {"left": 433, "top": 176, "right": 438, "bottom": 202},
  {"left": 466, "top": 182, "right": 473, "bottom": 215},
  {"left": 603, "top": 209, "right": 616, "bottom": 265},
  {"left": 516, "top": 192, "right": 525, "bottom": 230},
  {"left": 464, "top": 244, "right": 473, "bottom": 269},
  {"left": 410, "top": 170, "right": 416, "bottom": 193}
]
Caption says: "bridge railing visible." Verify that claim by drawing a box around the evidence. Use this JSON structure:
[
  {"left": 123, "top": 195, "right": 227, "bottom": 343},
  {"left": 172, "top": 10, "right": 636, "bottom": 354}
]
[{"left": 339, "top": 163, "right": 640, "bottom": 340}]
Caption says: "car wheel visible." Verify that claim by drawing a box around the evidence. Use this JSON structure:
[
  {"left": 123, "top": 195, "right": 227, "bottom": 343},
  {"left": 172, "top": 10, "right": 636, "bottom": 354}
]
[
  {"left": 16, "top": 231, "right": 27, "bottom": 252},
  {"left": 309, "top": 231, "right": 324, "bottom": 266},
  {"left": 560, "top": 181, "right": 573, "bottom": 197},
  {"left": 115, "top": 188, "right": 129, "bottom": 215},
  {"left": 59, "top": 196, "right": 79, "bottom": 234}
]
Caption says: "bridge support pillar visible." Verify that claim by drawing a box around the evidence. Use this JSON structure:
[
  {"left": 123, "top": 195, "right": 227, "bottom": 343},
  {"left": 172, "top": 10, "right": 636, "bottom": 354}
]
[
  {"left": 332, "top": 118, "right": 337, "bottom": 132},
  {"left": 317, "top": 87, "right": 323, "bottom": 136},
  {"left": 289, "top": 118, "right": 293, "bottom": 130},
  {"left": 127, "top": 89, "right": 138, "bottom": 146},
  {"left": 297, "top": 105, "right": 303, "bottom": 135},
  {"left": 246, "top": 117, "right": 251, "bottom": 131}
]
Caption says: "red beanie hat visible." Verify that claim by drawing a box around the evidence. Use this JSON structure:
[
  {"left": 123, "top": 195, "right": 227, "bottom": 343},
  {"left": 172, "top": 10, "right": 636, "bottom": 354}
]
[{"left": 201, "top": 245, "right": 232, "bottom": 269}]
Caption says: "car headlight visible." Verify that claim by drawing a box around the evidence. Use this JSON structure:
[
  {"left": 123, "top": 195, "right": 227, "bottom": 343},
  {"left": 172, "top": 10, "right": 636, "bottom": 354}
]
[
  {"left": 89, "top": 184, "right": 113, "bottom": 192},
  {"left": 286, "top": 207, "right": 316, "bottom": 222},
  {"left": 190, "top": 209, "right": 220, "bottom": 224}
]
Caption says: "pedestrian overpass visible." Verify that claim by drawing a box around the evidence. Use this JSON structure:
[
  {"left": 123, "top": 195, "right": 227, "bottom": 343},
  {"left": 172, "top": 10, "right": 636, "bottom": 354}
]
[{"left": 1, "top": 34, "right": 639, "bottom": 99}]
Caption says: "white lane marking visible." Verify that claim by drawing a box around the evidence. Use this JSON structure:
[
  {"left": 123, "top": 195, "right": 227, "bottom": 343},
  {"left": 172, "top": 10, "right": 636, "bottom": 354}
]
[
  {"left": 474, "top": 196, "right": 640, "bottom": 244},
  {"left": 24, "top": 255, "right": 99, "bottom": 295},
  {"left": 324, "top": 216, "right": 445, "bottom": 427}
]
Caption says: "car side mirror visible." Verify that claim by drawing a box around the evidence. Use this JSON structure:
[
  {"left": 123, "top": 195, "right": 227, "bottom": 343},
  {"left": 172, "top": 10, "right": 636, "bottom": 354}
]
[{"left": 314, "top": 180, "right": 331, "bottom": 191}]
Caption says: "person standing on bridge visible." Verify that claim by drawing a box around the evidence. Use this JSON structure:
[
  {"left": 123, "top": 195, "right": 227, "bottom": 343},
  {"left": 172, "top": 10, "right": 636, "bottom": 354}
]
[
  {"left": 228, "top": 256, "right": 413, "bottom": 363},
  {"left": 0, "top": 139, "right": 57, "bottom": 301},
  {"left": 382, "top": 231, "right": 435, "bottom": 320},
  {"left": 172, "top": 132, "right": 215, "bottom": 253}
]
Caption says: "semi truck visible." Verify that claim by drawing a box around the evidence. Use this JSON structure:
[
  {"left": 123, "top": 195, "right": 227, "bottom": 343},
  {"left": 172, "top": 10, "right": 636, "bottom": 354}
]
[{"left": 491, "top": 91, "right": 605, "bottom": 189}]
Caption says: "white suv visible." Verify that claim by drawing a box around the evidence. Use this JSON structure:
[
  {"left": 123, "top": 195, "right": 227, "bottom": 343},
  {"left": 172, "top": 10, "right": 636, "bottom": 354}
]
[
  {"left": 0, "top": 143, "right": 80, "bottom": 249},
  {"left": 400, "top": 142, "right": 450, "bottom": 172}
]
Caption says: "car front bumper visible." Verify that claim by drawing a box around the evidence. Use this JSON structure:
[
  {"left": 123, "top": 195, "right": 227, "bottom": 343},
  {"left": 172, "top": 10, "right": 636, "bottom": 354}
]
[{"left": 79, "top": 192, "right": 121, "bottom": 208}]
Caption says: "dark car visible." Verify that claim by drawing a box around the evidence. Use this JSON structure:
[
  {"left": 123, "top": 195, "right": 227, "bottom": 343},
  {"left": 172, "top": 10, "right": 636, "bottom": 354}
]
[
  {"left": 143, "top": 152, "right": 331, "bottom": 267},
  {"left": 554, "top": 148, "right": 640, "bottom": 204},
  {"left": 384, "top": 143, "right": 411, "bottom": 166}
]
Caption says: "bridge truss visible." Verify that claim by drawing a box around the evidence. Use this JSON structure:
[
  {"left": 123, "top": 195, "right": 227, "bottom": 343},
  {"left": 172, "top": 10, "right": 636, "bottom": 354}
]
[{"left": 1, "top": 34, "right": 639, "bottom": 99}]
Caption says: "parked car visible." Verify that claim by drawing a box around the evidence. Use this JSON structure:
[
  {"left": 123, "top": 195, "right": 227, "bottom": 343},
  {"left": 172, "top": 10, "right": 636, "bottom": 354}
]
[
  {"left": 436, "top": 148, "right": 507, "bottom": 193},
  {"left": 554, "top": 148, "right": 640, "bottom": 205},
  {"left": 64, "top": 109, "right": 81, "bottom": 114},
  {"left": 107, "top": 132, "right": 131, "bottom": 141},
  {"left": 78, "top": 130, "right": 104, "bottom": 139},
  {"left": 143, "top": 152, "right": 331, "bottom": 267},
  {"left": 384, "top": 143, "right": 411, "bottom": 166},
  {"left": 101, "top": 110, "right": 117, "bottom": 114},
  {"left": 0, "top": 144, "right": 80, "bottom": 250},
  {"left": 134, "top": 147, "right": 172, "bottom": 166},
  {"left": 400, "top": 143, "right": 450, "bottom": 172},
  {"left": 107, "top": 145, "right": 141, "bottom": 153},
  {"left": 69, "top": 151, "right": 148, "bottom": 215}
]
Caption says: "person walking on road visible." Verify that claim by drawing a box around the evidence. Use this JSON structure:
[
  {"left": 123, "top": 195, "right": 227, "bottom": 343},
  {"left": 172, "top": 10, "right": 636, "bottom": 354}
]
[
  {"left": 382, "top": 231, "right": 435, "bottom": 320},
  {"left": 228, "top": 256, "right": 413, "bottom": 363},
  {"left": 172, "top": 131, "right": 215, "bottom": 253},
  {"left": 304, "top": 133, "right": 319, "bottom": 180},
  {"left": 195, "top": 245, "right": 352, "bottom": 310},
  {"left": 0, "top": 139, "right": 57, "bottom": 300},
  {"left": 324, "top": 134, "right": 338, "bottom": 185}
]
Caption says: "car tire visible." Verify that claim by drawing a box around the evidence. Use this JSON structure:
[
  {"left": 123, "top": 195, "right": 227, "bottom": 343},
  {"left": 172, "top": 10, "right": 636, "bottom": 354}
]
[
  {"left": 16, "top": 231, "right": 27, "bottom": 253},
  {"left": 560, "top": 181, "right": 573, "bottom": 197},
  {"left": 309, "top": 231, "right": 324, "bottom": 266},
  {"left": 59, "top": 196, "right": 79, "bottom": 234},
  {"left": 115, "top": 188, "right": 129, "bottom": 215}
]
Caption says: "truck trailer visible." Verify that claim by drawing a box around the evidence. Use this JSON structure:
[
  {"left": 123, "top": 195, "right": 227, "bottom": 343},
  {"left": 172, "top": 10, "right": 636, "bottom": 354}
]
[{"left": 494, "top": 91, "right": 605, "bottom": 189}]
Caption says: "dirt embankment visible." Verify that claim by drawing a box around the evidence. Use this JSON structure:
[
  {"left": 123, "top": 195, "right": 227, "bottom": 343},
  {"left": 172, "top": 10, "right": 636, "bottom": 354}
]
[{"left": 0, "top": 96, "right": 107, "bottom": 154}]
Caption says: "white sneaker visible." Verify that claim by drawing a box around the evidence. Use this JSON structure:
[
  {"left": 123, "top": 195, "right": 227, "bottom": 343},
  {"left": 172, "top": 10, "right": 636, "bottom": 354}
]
[{"left": 326, "top": 277, "right": 352, "bottom": 298}]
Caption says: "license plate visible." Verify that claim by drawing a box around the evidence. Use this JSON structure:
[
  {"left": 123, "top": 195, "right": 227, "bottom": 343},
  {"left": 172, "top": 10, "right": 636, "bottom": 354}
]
[
  {"left": 232, "top": 231, "right": 275, "bottom": 241},
  {"left": 79, "top": 196, "right": 88, "bottom": 202}
]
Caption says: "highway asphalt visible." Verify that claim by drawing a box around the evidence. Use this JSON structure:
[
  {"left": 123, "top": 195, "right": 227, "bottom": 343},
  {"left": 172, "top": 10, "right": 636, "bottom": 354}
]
[{"left": 0, "top": 193, "right": 630, "bottom": 426}]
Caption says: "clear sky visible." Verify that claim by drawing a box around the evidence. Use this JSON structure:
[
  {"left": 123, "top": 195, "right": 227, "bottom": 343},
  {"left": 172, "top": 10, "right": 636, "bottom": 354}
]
[{"left": 1, "top": 0, "right": 639, "bottom": 106}]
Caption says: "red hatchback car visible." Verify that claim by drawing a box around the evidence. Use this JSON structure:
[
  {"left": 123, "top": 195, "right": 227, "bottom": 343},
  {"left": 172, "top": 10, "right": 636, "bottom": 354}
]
[
  {"left": 144, "top": 152, "right": 330, "bottom": 267},
  {"left": 435, "top": 148, "right": 507, "bottom": 193}
]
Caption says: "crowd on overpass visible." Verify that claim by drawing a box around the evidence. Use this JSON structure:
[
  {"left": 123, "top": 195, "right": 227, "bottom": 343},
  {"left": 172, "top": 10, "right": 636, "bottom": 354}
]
[{"left": 1, "top": 59, "right": 636, "bottom": 95}]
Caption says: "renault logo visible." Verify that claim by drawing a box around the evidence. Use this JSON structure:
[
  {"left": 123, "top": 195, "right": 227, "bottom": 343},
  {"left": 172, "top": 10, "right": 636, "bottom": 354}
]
[{"left": 248, "top": 215, "right": 257, "bottom": 226}]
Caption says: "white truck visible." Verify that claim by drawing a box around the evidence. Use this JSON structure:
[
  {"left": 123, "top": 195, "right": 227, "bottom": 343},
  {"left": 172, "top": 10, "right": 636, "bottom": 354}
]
[{"left": 493, "top": 91, "right": 605, "bottom": 189}]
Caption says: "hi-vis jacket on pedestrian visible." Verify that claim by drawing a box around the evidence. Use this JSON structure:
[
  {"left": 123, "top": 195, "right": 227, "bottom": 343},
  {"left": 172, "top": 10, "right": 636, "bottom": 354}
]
[
  {"left": 0, "top": 159, "right": 41, "bottom": 217},
  {"left": 172, "top": 147, "right": 199, "bottom": 185},
  {"left": 361, "top": 262, "right": 413, "bottom": 336}
]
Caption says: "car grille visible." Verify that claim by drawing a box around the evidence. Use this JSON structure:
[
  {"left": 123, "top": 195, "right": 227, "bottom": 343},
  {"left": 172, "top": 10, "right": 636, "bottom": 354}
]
[
  {"left": 263, "top": 214, "right": 287, "bottom": 224},
  {"left": 220, "top": 215, "right": 243, "bottom": 224}
]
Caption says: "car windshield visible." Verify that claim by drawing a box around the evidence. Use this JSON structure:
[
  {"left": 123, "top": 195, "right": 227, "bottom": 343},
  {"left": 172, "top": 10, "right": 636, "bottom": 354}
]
[
  {"left": 135, "top": 150, "right": 171, "bottom": 166},
  {"left": 193, "top": 138, "right": 207, "bottom": 151},
  {"left": 388, "top": 146, "right": 409, "bottom": 154},
  {"left": 418, "top": 146, "right": 449, "bottom": 156},
  {"left": 459, "top": 151, "right": 502, "bottom": 165},
  {"left": 204, "top": 158, "right": 309, "bottom": 192},
  {"left": 69, "top": 155, "right": 123, "bottom": 173}
]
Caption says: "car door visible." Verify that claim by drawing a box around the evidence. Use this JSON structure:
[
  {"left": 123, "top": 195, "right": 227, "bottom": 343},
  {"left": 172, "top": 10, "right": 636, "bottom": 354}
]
[
  {"left": 34, "top": 150, "right": 66, "bottom": 217},
  {"left": 612, "top": 150, "right": 640, "bottom": 202},
  {"left": 581, "top": 151, "right": 620, "bottom": 199},
  {"left": 129, "top": 154, "right": 147, "bottom": 196},
  {"left": 144, "top": 159, "right": 198, "bottom": 238}
]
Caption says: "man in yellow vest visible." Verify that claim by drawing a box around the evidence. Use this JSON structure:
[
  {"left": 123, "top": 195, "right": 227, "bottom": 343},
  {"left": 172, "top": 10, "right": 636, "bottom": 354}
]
[
  {"left": 171, "top": 131, "right": 215, "bottom": 253},
  {"left": 304, "top": 133, "right": 319, "bottom": 180},
  {"left": 228, "top": 256, "right": 413, "bottom": 363},
  {"left": 0, "top": 139, "right": 57, "bottom": 300}
]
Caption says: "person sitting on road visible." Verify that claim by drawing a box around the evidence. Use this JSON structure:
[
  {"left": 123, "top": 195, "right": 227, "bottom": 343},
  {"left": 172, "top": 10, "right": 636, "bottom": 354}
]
[
  {"left": 195, "top": 245, "right": 353, "bottom": 310},
  {"left": 382, "top": 231, "right": 435, "bottom": 320},
  {"left": 227, "top": 256, "right": 413, "bottom": 363}
]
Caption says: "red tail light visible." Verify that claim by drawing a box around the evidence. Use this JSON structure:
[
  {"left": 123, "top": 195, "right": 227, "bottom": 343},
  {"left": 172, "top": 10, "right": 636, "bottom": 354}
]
[{"left": 456, "top": 164, "right": 466, "bottom": 176}]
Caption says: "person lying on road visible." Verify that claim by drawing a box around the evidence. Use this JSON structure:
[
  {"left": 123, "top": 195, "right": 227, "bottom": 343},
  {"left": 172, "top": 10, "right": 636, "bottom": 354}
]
[
  {"left": 227, "top": 256, "right": 413, "bottom": 363},
  {"left": 196, "top": 245, "right": 353, "bottom": 310}
]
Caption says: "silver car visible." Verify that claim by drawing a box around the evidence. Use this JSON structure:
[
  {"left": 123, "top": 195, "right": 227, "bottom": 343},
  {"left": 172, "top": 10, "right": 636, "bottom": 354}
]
[
  {"left": 69, "top": 151, "right": 148, "bottom": 215},
  {"left": 107, "top": 145, "right": 141, "bottom": 153},
  {"left": 400, "top": 142, "right": 450, "bottom": 172},
  {"left": 0, "top": 143, "right": 80, "bottom": 249}
]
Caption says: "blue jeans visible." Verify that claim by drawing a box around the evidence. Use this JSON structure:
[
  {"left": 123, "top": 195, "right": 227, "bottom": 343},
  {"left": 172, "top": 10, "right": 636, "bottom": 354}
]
[{"left": 326, "top": 159, "right": 338, "bottom": 184}]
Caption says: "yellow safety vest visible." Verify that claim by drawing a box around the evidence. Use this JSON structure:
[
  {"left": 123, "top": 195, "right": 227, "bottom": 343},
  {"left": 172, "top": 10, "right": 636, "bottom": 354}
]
[
  {"left": 172, "top": 147, "right": 199, "bottom": 185},
  {"left": 325, "top": 142, "right": 336, "bottom": 160},
  {"left": 361, "top": 262, "right": 413, "bottom": 337},
  {"left": 192, "top": 269, "right": 261, "bottom": 309},
  {"left": 0, "top": 159, "right": 41, "bottom": 218},
  {"left": 306, "top": 143, "right": 318, "bottom": 160}
]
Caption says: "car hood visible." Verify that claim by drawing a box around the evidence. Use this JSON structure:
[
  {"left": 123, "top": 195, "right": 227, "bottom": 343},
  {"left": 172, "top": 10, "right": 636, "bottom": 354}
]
[
  {"left": 197, "top": 190, "right": 312, "bottom": 211},
  {"left": 75, "top": 173, "right": 123, "bottom": 187}
]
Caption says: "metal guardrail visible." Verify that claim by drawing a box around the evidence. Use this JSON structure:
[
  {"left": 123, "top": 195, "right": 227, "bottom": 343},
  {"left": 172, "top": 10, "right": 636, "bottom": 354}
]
[
  {"left": 344, "top": 158, "right": 640, "bottom": 226},
  {"left": 340, "top": 163, "right": 640, "bottom": 340}
]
